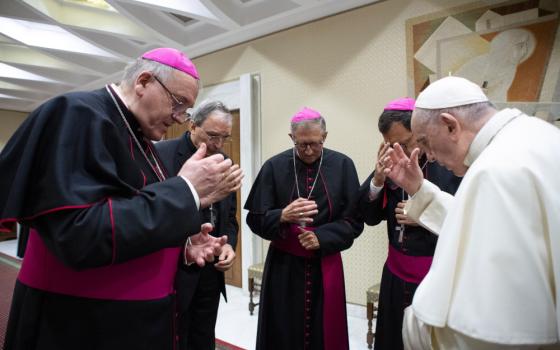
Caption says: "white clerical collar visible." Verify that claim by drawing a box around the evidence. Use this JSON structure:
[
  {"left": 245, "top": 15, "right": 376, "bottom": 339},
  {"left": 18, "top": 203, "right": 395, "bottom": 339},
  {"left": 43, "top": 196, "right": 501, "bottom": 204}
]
[{"left": 463, "top": 108, "right": 524, "bottom": 167}]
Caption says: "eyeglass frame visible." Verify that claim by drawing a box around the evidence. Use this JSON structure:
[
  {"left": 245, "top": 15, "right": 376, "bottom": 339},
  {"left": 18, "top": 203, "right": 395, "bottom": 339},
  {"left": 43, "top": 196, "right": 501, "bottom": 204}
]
[
  {"left": 152, "top": 75, "right": 193, "bottom": 123},
  {"left": 198, "top": 126, "right": 232, "bottom": 144},
  {"left": 293, "top": 139, "right": 325, "bottom": 152}
]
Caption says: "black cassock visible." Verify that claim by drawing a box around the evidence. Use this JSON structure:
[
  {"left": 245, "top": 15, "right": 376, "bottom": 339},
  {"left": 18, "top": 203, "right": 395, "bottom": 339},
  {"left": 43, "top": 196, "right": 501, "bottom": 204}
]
[
  {"left": 244, "top": 148, "right": 363, "bottom": 350},
  {"left": 0, "top": 86, "right": 202, "bottom": 350},
  {"left": 155, "top": 131, "right": 239, "bottom": 350},
  {"left": 356, "top": 159, "right": 461, "bottom": 350}
]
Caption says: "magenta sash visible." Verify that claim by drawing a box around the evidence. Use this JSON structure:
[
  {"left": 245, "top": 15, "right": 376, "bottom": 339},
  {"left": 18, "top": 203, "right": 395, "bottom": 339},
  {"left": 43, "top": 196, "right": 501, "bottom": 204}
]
[
  {"left": 18, "top": 229, "right": 180, "bottom": 300},
  {"left": 271, "top": 224, "right": 349, "bottom": 350},
  {"left": 386, "top": 244, "right": 433, "bottom": 284}
]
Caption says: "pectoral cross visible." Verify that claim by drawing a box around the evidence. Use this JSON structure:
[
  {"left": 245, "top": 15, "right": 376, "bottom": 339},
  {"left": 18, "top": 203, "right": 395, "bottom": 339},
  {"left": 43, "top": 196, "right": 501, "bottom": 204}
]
[
  {"left": 396, "top": 224, "right": 405, "bottom": 243},
  {"left": 209, "top": 204, "right": 216, "bottom": 228}
]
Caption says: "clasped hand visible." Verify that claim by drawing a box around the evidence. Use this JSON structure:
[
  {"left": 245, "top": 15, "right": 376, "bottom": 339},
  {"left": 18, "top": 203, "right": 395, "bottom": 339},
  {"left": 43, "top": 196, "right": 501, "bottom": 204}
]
[
  {"left": 298, "top": 227, "right": 320, "bottom": 250},
  {"left": 214, "top": 243, "right": 236, "bottom": 272},
  {"left": 280, "top": 197, "right": 318, "bottom": 225},
  {"left": 395, "top": 200, "right": 418, "bottom": 226}
]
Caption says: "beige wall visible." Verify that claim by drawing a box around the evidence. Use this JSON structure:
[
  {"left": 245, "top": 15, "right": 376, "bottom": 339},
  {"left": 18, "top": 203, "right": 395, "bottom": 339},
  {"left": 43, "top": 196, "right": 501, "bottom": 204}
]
[
  {"left": 194, "top": 0, "right": 476, "bottom": 305},
  {"left": 0, "top": 110, "right": 28, "bottom": 150}
]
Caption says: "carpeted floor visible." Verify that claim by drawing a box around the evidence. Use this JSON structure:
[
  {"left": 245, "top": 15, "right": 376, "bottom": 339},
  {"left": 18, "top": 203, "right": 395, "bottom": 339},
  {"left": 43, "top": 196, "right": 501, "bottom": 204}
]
[
  {"left": 0, "top": 252, "right": 20, "bottom": 349},
  {"left": 0, "top": 251, "right": 245, "bottom": 350}
]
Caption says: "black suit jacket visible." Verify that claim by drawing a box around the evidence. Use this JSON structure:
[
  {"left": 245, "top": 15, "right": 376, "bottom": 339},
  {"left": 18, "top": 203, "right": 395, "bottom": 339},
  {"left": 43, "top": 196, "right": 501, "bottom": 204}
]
[{"left": 155, "top": 132, "right": 239, "bottom": 303}]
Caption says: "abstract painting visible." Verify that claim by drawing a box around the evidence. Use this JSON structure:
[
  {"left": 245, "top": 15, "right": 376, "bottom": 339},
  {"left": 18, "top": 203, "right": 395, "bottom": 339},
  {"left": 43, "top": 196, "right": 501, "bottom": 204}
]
[{"left": 406, "top": 0, "right": 560, "bottom": 121}]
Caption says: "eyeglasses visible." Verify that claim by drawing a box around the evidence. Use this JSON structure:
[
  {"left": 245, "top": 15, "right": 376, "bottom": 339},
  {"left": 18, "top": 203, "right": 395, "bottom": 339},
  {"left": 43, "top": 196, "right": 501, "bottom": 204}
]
[
  {"left": 293, "top": 140, "right": 324, "bottom": 152},
  {"left": 200, "top": 127, "right": 231, "bottom": 143},
  {"left": 153, "top": 75, "right": 191, "bottom": 123}
]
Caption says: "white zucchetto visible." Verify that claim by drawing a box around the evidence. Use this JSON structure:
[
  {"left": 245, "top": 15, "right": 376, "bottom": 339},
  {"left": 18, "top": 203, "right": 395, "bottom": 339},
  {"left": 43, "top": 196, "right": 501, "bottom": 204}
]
[{"left": 415, "top": 76, "right": 489, "bottom": 109}]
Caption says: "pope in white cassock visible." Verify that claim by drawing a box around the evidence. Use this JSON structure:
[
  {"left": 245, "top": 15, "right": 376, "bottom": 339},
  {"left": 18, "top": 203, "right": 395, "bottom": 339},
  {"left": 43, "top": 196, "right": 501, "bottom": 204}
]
[{"left": 381, "top": 76, "right": 560, "bottom": 350}]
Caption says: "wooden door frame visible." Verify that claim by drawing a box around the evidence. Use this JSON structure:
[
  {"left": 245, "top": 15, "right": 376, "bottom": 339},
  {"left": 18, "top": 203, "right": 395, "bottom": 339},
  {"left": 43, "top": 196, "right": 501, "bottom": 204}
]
[{"left": 196, "top": 74, "right": 262, "bottom": 292}]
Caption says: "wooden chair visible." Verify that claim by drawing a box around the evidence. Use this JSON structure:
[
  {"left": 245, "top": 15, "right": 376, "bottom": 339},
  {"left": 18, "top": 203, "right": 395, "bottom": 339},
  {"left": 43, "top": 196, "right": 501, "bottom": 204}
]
[
  {"left": 366, "top": 283, "right": 381, "bottom": 349},
  {"left": 247, "top": 262, "right": 265, "bottom": 315}
]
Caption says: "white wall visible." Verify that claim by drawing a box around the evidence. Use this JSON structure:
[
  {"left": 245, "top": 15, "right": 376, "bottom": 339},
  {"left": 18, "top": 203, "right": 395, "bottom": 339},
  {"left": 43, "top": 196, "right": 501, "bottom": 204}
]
[{"left": 0, "top": 110, "right": 28, "bottom": 150}]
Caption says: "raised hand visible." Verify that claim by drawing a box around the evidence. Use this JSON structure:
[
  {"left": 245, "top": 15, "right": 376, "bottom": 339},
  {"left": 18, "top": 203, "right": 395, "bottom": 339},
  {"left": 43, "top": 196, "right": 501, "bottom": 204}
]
[
  {"left": 280, "top": 197, "right": 318, "bottom": 225},
  {"left": 200, "top": 164, "right": 244, "bottom": 208},
  {"left": 383, "top": 143, "right": 424, "bottom": 195},
  {"left": 178, "top": 143, "right": 233, "bottom": 200},
  {"left": 183, "top": 223, "right": 227, "bottom": 267},
  {"left": 373, "top": 142, "right": 391, "bottom": 187}
]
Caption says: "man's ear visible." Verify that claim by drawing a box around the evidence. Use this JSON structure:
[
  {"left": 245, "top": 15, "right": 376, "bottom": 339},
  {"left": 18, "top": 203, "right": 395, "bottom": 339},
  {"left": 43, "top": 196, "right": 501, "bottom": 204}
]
[
  {"left": 323, "top": 131, "right": 328, "bottom": 141},
  {"left": 288, "top": 133, "right": 294, "bottom": 141},
  {"left": 136, "top": 71, "right": 153, "bottom": 89},
  {"left": 439, "top": 112, "right": 461, "bottom": 140},
  {"left": 132, "top": 71, "right": 154, "bottom": 99}
]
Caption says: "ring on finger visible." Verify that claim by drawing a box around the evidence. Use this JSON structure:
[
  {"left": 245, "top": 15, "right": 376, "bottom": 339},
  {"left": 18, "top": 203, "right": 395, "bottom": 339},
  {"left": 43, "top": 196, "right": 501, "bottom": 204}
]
[{"left": 299, "top": 212, "right": 303, "bottom": 217}]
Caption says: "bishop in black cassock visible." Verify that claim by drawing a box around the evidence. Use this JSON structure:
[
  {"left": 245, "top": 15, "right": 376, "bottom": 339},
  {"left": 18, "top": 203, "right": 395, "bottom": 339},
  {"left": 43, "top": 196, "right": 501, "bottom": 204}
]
[
  {"left": 245, "top": 107, "right": 363, "bottom": 350},
  {"left": 156, "top": 100, "right": 240, "bottom": 350},
  {"left": 356, "top": 98, "right": 461, "bottom": 350},
  {"left": 0, "top": 48, "right": 233, "bottom": 350}
]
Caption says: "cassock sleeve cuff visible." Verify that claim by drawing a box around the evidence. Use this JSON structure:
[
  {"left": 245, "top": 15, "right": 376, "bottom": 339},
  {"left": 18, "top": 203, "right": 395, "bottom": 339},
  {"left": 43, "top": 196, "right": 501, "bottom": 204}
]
[
  {"left": 179, "top": 175, "right": 200, "bottom": 210},
  {"left": 368, "top": 179, "right": 383, "bottom": 201},
  {"left": 406, "top": 180, "right": 453, "bottom": 235},
  {"left": 183, "top": 236, "right": 196, "bottom": 266}
]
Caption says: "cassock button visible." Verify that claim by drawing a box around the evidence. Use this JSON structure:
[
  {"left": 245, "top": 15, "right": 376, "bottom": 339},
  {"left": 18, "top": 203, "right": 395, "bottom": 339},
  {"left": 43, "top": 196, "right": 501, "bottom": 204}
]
[
  {"left": 308, "top": 177, "right": 314, "bottom": 181},
  {"left": 308, "top": 186, "right": 313, "bottom": 190}
]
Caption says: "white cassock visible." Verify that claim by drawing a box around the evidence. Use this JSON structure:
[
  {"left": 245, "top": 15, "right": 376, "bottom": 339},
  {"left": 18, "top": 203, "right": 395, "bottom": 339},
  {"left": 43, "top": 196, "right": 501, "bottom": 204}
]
[{"left": 402, "top": 108, "right": 560, "bottom": 350}]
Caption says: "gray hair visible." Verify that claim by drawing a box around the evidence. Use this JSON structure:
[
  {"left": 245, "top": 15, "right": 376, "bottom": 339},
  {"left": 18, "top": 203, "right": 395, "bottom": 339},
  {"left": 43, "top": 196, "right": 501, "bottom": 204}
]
[
  {"left": 120, "top": 58, "right": 176, "bottom": 88},
  {"left": 191, "top": 100, "right": 232, "bottom": 126},
  {"left": 413, "top": 101, "right": 496, "bottom": 130},
  {"left": 290, "top": 117, "right": 327, "bottom": 134},
  {"left": 120, "top": 57, "right": 203, "bottom": 91}
]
